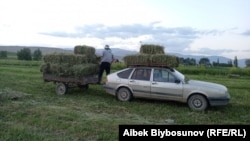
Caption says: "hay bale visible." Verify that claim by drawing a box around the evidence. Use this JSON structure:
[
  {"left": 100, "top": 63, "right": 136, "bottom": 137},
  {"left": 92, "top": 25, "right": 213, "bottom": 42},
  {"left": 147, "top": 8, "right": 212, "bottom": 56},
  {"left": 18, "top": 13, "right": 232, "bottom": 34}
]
[
  {"left": 40, "top": 63, "right": 49, "bottom": 73},
  {"left": 74, "top": 45, "right": 96, "bottom": 55},
  {"left": 140, "top": 44, "right": 165, "bottom": 54},
  {"left": 85, "top": 54, "right": 99, "bottom": 64},
  {"left": 43, "top": 53, "right": 62, "bottom": 64},
  {"left": 151, "top": 54, "right": 179, "bottom": 67},
  {"left": 123, "top": 53, "right": 179, "bottom": 68},
  {"left": 69, "top": 64, "right": 100, "bottom": 77},
  {"left": 40, "top": 63, "right": 71, "bottom": 75},
  {"left": 41, "top": 49, "right": 99, "bottom": 77},
  {"left": 123, "top": 54, "right": 151, "bottom": 66},
  {"left": 41, "top": 45, "right": 99, "bottom": 77},
  {"left": 43, "top": 53, "right": 98, "bottom": 64},
  {"left": 50, "top": 63, "right": 71, "bottom": 75},
  {"left": 40, "top": 62, "right": 99, "bottom": 77},
  {"left": 123, "top": 44, "right": 179, "bottom": 67}
]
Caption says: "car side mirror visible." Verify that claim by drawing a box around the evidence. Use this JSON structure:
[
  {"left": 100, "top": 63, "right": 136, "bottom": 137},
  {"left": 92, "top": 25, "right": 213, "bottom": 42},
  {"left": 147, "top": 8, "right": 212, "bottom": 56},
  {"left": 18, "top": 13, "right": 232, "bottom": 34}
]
[{"left": 175, "top": 79, "right": 181, "bottom": 83}]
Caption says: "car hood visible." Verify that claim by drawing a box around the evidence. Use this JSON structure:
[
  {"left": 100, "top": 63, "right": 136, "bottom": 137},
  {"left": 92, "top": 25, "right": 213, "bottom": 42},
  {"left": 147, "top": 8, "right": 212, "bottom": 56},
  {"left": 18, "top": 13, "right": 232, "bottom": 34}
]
[{"left": 187, "top": 80, "right": 227, "bottom": 91}]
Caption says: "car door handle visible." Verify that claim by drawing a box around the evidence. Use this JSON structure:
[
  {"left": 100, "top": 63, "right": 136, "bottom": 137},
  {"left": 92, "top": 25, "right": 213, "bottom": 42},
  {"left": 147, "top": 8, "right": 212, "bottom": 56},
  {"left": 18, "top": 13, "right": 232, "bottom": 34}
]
[
  {"left": 130, "top": 80, "right": 135, "bottom": 82},
  {"left": 152, "top": 82, "right": 157, "bottom": 85}
]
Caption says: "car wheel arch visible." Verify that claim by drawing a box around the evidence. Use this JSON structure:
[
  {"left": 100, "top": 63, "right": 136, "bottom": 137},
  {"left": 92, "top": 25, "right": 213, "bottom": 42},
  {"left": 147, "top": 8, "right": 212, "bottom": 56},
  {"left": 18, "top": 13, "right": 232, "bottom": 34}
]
[
  {"left": 116, "top": 86, "right": 134, "bottom": 101},
  {"left": 116, "top": 86, "right": 133, "bottom": 94},
  {"left": 188, "top": 92, "right": 210, "bottom": 103},
  {"left": 187, "top": 92, "right": 208, "bottom": 100}
]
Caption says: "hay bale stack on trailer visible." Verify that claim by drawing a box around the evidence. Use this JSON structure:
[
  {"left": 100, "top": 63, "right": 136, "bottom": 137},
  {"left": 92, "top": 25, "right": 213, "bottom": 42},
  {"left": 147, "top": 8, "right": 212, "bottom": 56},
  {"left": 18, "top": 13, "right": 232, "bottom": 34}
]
[
  {"left": 40, "top": 53, "right": 99, "bottom": 77},
  {"left": 123, "top": 44, "right": 179, "bottom": 67},
  {"left": 40, "top": 45, "right": 100, "bottom": 95}
]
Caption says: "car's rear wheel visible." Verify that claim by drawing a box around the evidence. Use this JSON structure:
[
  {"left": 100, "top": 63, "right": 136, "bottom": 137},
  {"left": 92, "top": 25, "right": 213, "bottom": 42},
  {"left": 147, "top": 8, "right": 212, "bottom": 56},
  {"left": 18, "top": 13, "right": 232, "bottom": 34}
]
[
  {"left": 188, "top": 94, "right": 208, "bottom": 111},
  {"left": 117, "top": 87, "right": 132, "bottom": 102}
]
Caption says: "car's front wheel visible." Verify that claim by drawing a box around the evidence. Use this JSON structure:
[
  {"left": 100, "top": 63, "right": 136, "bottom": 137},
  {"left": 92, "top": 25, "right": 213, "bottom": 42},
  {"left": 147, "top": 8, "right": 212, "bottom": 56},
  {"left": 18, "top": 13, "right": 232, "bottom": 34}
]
[
  {"left": 117, "top": 87, "right": 132, "bottom": 102},
  {"left": 188, "top": 94, "right": 208, "bottom": 111}
]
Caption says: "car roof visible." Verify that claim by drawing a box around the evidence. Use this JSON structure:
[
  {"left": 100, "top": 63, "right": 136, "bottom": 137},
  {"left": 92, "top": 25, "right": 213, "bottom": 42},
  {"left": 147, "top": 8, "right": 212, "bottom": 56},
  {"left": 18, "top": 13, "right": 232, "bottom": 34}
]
[{"left": 127, "top": 65, "right": 175, "bottom": 71}]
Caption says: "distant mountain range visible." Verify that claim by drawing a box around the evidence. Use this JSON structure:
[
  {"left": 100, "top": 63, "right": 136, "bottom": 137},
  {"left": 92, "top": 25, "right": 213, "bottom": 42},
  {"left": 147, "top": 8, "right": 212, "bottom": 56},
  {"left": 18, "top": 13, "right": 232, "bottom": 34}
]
[{"left": 0, "top": 45, "right": 246, "bottom": 67}]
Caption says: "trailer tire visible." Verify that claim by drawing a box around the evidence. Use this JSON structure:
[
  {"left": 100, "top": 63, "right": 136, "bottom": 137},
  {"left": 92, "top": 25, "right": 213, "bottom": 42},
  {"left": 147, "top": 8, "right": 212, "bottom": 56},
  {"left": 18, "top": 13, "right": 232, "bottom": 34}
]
[{"left": 56, "top": 82, "right": 68, "bottom": 95}]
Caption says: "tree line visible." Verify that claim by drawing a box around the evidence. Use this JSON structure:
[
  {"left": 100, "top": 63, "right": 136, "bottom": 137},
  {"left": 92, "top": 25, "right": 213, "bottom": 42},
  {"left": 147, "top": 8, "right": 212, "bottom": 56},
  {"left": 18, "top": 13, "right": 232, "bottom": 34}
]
[
  {"left": 179, "top": 56, "right": 250, "bottom": 67},
  {"left": 0, "top": 47, "right": 42, "bottom": 61}
]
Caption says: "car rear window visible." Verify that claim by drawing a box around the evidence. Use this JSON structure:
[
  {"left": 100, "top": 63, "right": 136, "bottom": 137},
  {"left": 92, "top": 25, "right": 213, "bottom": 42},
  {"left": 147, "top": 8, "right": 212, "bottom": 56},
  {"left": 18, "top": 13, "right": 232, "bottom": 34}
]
[
  {"left": 117, "top": 68, "right": 133, "bottom": 79},
  {"left": 131, "top": 68, "right": 151, "bottom": 81}
]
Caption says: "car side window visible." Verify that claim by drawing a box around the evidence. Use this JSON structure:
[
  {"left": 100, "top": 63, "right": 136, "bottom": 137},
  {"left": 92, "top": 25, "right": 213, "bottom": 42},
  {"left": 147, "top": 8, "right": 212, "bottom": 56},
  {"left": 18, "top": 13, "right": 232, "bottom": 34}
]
[
  {"left": 168, "top": 73, "right": 175, "bottom": 83},
  {"left": 117, "top": 68, "right": 133, "bottom": 79},
  {"left": 153, "top": 69, "right": 175, "bottom": 83},
  {"left": 131, "top": 68, "right": 151, "bottom": 81},
  {"left": 153, "top": 69, "right": 161, "bottom": 81}
]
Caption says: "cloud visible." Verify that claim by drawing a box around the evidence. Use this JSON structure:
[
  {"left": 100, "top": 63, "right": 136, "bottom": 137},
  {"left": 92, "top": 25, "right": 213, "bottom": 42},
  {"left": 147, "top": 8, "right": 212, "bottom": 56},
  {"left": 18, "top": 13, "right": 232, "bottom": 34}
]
[
  {"left": 183, "top": 47, "right": 236, "bottom": 56},
  {"left": 241, "top": 30, "right": 250, "bottom": 36},
  {"left": 41, "top": 23, "right": 202, "bottom": 38},
  {"left": 242, "top": 49, "right": 250, "bottom": 52},
  {"left": 40, "top": 23, "right": 228, "bottom": 54}
]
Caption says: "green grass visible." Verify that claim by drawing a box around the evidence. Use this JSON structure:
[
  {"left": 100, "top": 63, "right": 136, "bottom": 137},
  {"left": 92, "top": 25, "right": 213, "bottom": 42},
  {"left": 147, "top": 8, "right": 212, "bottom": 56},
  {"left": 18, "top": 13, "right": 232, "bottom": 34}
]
[
  {"left": 0, "top": 59, "right": 42, "bottom": 66},
  {"left": 0, "top": 62, "right": 250, "bottom": 140}
]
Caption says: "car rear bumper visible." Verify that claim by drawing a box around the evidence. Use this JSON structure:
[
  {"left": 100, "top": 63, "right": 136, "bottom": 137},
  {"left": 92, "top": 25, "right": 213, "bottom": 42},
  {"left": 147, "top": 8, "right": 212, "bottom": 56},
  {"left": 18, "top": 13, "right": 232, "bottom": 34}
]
[{"left": 103, "top": 84, "right": 116, "bottom": 96}]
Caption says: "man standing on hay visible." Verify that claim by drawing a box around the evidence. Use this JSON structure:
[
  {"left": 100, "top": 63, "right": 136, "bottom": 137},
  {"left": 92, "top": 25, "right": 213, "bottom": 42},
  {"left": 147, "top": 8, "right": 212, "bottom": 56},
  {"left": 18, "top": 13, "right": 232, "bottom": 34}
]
[{"left": 97, "top": 45, "right": 115, "bottom": 84}]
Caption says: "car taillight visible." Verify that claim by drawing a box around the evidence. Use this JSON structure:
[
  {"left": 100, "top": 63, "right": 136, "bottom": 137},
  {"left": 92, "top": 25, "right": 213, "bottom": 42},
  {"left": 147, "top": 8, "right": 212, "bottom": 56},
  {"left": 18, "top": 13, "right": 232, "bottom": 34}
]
[{"left": 104, "top": 77, "right": 108, "bottom": 83}]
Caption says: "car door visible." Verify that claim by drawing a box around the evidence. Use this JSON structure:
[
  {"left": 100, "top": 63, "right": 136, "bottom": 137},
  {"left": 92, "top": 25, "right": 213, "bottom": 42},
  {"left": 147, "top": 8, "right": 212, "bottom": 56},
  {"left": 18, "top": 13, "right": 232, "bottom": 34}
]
[
  {"left": 128, "top": 68, "right": 151, "bottom": 98},
  {"left": 150, "top": 68, "right": 183, "bottom": 101}
]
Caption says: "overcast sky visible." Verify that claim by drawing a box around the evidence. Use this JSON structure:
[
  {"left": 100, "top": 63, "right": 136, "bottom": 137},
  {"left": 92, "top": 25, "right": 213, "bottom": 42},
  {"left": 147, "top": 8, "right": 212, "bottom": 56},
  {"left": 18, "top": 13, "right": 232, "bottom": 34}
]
[{"left": 0, "top": 0, "right": 250, "bottom": 59}]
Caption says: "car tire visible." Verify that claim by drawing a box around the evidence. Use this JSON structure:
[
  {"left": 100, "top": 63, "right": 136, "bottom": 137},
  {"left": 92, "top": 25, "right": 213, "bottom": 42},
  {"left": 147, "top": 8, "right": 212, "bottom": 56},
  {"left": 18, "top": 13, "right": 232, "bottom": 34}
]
[
  {"left": 188, "top": 94, "right": 208, "bottom": 111},
  {"left": 117, "top": 87, "right": 132, "bottom": 102}
]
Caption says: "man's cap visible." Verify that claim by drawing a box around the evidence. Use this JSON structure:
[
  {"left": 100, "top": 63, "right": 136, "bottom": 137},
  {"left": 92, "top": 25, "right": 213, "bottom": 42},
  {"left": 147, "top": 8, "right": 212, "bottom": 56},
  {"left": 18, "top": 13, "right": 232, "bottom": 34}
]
[
  {"left": 105, "top": 45, "right": 109, "bottom": 49},
  {"left": 105, "top": 45, "right": 109, "bottom": 48}
]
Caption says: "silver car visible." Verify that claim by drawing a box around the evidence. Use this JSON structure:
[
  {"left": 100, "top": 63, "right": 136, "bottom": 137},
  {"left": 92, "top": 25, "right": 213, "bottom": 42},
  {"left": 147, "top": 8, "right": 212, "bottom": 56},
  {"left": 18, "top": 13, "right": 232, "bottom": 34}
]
[{"left": 103, "top": 66, "right": 230, "bottom": 111}]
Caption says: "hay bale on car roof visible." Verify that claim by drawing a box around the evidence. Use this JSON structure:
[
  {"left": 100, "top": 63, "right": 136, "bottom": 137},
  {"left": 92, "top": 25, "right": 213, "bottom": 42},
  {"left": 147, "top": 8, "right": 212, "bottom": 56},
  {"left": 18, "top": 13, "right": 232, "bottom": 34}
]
[
  {"left": 123, "top": 44, "right": 179, "bottom": 67},
  {"left": 123, "top": 54, "right": 151, "bottom": 66},
  {"left": 74, "top": 45, "right": 96, "bottom": 55},
  {"left": 140, "top": 44, "right": 165, "bottom": 54},
  {"left": 151, "top": 54, "right": 179, "bottom": 67},
  {"left": 123, "top": 54, "right": 179, "bottom": 68}
]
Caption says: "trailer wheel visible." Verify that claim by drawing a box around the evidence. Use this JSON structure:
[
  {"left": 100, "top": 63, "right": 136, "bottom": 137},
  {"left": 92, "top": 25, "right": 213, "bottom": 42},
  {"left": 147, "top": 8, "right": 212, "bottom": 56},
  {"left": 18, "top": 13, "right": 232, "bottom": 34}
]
[{"left": 56, "top": 83, "right": 68, "bottom": 95}]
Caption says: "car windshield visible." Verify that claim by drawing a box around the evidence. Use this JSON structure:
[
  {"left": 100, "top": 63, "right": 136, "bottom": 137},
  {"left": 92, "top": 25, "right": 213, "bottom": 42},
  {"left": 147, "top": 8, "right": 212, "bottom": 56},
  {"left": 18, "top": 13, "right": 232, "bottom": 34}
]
[{"left": 172, "top": 69, "right": 187, "bottom": 82}]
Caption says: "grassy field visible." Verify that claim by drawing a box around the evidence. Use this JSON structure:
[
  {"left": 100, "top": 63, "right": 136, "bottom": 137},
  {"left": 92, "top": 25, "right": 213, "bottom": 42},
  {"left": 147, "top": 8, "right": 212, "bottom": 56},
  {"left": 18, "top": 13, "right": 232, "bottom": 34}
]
[{"left": 0, "top": 61, "right": 250, "bottom": 141}]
